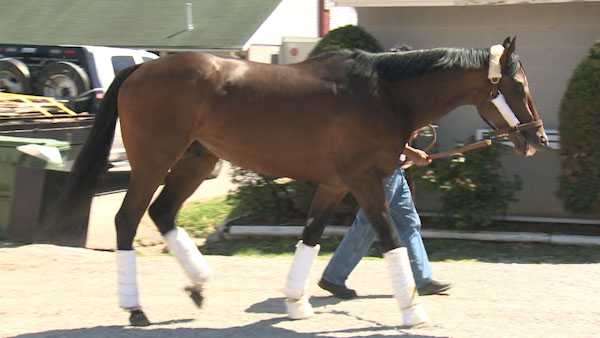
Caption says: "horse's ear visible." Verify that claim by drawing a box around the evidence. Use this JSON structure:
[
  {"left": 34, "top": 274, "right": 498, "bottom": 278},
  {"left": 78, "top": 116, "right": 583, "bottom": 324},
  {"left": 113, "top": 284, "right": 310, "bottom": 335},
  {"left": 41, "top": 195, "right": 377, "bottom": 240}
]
[
  {"left": 509, "top": 36, "right": 517, "bottom": 53},
  {"left": 500, "top": 36, "right": 517, "bottom": 69}
]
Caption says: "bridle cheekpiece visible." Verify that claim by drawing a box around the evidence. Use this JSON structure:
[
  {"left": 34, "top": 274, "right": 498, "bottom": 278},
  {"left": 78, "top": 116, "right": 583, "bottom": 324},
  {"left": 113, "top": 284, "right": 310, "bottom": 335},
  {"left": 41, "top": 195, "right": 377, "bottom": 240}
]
[{"left": 486, "top": 44, "right": 542, "bottom": 137}]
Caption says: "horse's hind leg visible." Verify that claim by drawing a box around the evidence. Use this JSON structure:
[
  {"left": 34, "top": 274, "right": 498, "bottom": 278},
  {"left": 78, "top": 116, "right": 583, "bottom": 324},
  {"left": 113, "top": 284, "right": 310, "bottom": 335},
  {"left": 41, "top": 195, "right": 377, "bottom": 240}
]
[
  {"left": 116, "top": 170, "right": 168, "bottom": 326},
  {"left": 115, "top": 135, "right": 193, "bottom": 326},
  {"left": 284, "top": 185, "right": 346, "bottom": 319},
  {"left": 148, "top": 142, "right": 219, "bottom": 308}
]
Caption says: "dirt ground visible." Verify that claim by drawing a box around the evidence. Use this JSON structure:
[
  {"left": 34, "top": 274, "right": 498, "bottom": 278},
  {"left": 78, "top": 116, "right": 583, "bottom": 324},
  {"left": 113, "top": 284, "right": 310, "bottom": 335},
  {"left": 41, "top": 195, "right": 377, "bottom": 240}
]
[{"left": 2, "top": 243, "right": 599, "bottom": 338}]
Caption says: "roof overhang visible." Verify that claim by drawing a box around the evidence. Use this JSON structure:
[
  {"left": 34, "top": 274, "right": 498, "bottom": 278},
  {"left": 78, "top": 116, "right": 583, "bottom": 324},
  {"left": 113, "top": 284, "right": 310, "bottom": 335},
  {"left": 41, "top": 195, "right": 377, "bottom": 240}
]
[{"left": 334, "top": 0, "right": 600, "bottom": 7}]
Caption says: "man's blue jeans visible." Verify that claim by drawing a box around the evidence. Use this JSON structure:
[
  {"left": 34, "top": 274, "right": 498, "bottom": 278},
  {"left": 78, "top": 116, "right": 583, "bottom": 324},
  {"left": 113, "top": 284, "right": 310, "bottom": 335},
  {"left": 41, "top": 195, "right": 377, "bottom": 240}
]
[{"left": 322, "top": 168, "right": 433, "bottom": 288}]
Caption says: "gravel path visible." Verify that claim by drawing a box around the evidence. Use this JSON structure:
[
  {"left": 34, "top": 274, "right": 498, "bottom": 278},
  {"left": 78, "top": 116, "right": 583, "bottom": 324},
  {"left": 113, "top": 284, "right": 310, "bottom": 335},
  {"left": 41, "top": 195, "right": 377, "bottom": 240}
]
[{"left": 2, "top": 244, "right": 599, "bottom": 338}]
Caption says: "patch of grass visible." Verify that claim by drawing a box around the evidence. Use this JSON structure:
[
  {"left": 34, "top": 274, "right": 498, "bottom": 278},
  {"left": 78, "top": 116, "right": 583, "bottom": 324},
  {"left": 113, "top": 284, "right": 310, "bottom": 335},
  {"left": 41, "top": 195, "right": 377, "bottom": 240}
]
[
  {"left": 177, "top": 197, "right": 235, "bottom": 238},
  {"left": 198, "top": 237, "right": 378, "bottom": 257},
  {"left": 425, "top": 239, "right": 600, "bottom": 264}
]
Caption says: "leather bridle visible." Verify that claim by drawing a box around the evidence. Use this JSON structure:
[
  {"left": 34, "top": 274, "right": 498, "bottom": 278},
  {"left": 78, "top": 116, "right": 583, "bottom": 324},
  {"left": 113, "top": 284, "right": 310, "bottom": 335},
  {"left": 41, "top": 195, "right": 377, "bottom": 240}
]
[{"left": 485, "top": 56, "right": 544, "bottom": 139}]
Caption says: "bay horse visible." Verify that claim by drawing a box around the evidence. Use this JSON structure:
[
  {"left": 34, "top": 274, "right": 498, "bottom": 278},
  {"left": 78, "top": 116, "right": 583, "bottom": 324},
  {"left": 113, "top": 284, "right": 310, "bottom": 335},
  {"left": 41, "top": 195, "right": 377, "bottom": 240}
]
[{"left": 54, "top": 36, "right": 547, "bottom": 326}]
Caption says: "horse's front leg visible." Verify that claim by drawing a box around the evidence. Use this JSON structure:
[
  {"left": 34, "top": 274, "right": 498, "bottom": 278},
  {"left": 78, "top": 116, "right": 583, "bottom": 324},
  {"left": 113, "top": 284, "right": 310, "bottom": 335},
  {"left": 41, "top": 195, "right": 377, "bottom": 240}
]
[
  {"left": 283, "top": 185, "right": 346, "bottom": 319},
  {"left": 344, "top": 173, "right": 428, "bottom": 327}
]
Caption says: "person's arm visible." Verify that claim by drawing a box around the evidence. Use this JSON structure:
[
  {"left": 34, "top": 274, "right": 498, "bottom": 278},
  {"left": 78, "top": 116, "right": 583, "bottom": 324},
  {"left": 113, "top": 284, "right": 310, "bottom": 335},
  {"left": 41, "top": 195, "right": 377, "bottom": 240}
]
[{"left": 403, "top": 145, "right": 432, "bottom": 166}]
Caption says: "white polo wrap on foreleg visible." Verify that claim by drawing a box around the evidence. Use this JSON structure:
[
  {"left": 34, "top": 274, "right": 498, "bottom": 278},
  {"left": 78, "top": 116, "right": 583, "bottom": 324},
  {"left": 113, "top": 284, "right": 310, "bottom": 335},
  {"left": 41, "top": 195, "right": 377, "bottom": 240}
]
[
  {"left": 284, "top": 240, "right": 320, "bottom": 299},
  {"left": 164, "top": 227, "right": 211, "bottom": 284},
  {"left": 384, "top": 247, "right": 429, "bottom": 327},
  {"left": 117, "top": 250, "right": 140, "bottom": 310},
  {"left": 284, "top": 240, "right": 320, "bottom": 319}
]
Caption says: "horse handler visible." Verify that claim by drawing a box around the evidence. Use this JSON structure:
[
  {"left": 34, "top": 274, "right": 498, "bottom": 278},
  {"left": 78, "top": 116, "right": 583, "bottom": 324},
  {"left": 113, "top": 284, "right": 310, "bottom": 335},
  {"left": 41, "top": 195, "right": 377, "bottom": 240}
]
[{"left": 319, "top": 144, "right": 451, "bottom": 299}]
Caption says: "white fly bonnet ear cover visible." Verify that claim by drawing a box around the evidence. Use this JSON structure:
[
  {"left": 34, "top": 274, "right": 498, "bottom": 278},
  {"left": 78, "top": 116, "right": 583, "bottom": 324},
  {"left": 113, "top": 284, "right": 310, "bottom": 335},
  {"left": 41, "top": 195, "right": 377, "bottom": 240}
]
[
  {"left": 488, "top": 44, "right": 504, "bottom": 81},
  {"left": 488, "top": 44, "right": 522, "bottom": 128}
]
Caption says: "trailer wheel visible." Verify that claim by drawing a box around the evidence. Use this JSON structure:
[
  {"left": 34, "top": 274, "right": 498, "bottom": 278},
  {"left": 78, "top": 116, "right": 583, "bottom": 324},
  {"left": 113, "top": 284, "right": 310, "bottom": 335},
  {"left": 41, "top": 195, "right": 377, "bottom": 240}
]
[
  {"left": 35, "top": 62, "right": 91, "bottom": 112},
  {"left": 0, "top": 58, "right": 32, "bottom": 94}
]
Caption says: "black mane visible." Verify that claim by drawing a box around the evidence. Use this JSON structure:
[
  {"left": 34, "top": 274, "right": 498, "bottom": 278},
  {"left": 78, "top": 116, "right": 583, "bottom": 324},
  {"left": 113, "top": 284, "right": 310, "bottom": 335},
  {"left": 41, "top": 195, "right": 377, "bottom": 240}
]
[
  {"left": 307, "top": 47, "right": 519, "bottom": 98},
  {"left": 352, "top": 48, "right": 519, "bottom": 82}
]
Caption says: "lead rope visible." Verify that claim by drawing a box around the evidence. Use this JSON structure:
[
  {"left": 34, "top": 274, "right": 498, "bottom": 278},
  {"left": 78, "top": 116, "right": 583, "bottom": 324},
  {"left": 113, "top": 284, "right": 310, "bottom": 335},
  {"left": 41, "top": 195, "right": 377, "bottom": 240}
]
[{"left": 400, "top": 125, "right": 493, "bottom": 169}]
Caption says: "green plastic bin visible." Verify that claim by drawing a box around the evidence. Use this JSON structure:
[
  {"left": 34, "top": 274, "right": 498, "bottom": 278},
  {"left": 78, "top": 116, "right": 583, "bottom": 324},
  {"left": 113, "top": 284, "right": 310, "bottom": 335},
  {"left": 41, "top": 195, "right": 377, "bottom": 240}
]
[{"left": 0, "top": 136, "right": 70, "bottom": 238}]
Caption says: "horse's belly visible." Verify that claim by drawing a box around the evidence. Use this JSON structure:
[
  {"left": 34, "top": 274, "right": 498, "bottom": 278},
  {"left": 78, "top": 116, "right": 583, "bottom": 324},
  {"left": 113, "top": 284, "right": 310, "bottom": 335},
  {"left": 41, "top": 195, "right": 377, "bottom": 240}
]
[{"left": 197, "top": 125, "right": 340, "bottom": 184}]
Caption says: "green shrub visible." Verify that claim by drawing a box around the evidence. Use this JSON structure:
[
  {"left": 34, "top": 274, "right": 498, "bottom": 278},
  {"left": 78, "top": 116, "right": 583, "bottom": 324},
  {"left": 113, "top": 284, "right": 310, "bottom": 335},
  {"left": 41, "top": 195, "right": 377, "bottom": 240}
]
[
  {"left": 226, "top": 168, "right": 316, "bottom": 224},
  {"left": 226, "top": 167, "right": 357, "bottom": 225},
  {"left": 558, "top": 41, "right": 600, "bottom": 214},
  {"left": 415, "top": 142, "right": 522, "bottom": 229},
  {"left": 308, "top": 24, "right": 384, "bottom": 57}
]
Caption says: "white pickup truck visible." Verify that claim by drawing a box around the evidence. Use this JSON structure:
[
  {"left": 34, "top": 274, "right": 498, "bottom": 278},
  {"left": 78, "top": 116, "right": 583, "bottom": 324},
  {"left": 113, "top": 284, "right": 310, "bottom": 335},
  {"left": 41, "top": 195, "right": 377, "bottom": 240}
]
[
  {"left": 0, "top": 44, "right": 222, "bottom": 177},
  {"left": 0, "top": 44, "right": 158, "bottom": 166}
]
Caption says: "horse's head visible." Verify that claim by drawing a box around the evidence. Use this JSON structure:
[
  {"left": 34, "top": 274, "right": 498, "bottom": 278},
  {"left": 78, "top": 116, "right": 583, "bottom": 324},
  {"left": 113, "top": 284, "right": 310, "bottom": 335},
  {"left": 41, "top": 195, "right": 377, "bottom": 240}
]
[{"left": 477, "top": 36, "right": 548, "bottom": 157}]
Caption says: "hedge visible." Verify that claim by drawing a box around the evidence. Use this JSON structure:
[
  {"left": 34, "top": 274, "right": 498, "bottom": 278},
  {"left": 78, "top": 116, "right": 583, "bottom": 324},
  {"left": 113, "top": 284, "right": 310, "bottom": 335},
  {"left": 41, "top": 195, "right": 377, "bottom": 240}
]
[
  {"left": 558, "top": 41, "right": 600, "bottom": 214},
  {"left": 308, "top": 24, "right": 384, "bottom": 57}
]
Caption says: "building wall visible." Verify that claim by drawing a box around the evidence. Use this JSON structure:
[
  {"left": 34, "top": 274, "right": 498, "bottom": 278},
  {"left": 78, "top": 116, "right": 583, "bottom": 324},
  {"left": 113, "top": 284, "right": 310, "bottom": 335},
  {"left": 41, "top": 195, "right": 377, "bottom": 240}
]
[
  {"left": 244, "top": 0, "right": 319, "bottom": 49},
  {"left": 355, "top": 2, "right": 600, "bottom": 218},
  {"left": 245, "top": 1, "right": 357, "bottom": 63}
]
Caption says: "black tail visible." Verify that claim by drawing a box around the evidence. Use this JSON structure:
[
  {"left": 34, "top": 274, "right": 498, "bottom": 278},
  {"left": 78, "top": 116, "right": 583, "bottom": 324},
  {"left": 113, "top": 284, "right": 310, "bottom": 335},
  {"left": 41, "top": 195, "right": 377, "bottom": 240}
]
[{"left": 46, "top": 64, "right": 141, "bottom": 239}]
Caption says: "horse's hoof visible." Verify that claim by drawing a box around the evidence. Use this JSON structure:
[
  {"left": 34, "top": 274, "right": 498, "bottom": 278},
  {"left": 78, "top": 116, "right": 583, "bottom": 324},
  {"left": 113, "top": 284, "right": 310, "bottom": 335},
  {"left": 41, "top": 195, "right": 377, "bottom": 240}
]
[
  {"left": 285, "top": 297, "right": 314, "bottom": 320},
  {"left": 129, "top": 309, "right": 151, "bottom": 327},
  {"left": 185, "top": 285, "right": 204, "bottom": 308},
  {"left": 401, "top": 303, "right": 429, "bottom": 328}
]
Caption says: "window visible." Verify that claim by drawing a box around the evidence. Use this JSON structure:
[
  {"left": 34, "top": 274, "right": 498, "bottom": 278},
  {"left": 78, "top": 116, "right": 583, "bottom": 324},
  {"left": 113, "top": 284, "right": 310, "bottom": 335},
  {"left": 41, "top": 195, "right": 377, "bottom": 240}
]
[{"left": 111, "top": 56, "right": 135, "bottom": 75}]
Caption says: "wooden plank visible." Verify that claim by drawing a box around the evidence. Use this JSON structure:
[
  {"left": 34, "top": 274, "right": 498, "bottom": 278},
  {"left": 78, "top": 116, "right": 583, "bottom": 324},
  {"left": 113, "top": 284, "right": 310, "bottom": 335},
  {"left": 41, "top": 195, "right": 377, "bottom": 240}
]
[{"left": 0, "top": 93, "right": 80, "bottom": 118}]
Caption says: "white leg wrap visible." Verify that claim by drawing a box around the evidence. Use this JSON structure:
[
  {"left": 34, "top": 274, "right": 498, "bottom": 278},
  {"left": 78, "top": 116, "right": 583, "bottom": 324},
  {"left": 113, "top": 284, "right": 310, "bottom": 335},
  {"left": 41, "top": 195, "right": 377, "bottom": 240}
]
[
  {"left": 284, "top": 240, "right": 320, "bottom": 299},
  {"left": 384, "top": 248, "right": 429, "bottom": 327},
  {"left": 117, "top": 250, "right": 140, "bottom": 310},
  {"left": 284, "top": 240, "right": 319, "bottom": 319},
  {"left": 164, "top": 227, "right": 211, "bottom": 284},
  {"left": 285, "top": 296, "right": 314, "bottom": 320}
]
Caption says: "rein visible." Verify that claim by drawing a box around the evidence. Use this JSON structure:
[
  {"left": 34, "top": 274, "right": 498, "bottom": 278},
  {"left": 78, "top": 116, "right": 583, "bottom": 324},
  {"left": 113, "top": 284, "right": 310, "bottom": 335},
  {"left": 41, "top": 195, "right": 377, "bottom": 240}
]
[{"left": 400, "top": 125, "right": 493, "bottom": 169}]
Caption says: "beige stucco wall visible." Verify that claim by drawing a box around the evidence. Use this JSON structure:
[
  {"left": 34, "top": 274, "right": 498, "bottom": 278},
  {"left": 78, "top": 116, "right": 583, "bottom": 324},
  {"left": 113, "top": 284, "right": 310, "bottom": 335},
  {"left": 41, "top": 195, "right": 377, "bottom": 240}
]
[{"left": 356, "top": 2, "right": 600, "bottom": 218}]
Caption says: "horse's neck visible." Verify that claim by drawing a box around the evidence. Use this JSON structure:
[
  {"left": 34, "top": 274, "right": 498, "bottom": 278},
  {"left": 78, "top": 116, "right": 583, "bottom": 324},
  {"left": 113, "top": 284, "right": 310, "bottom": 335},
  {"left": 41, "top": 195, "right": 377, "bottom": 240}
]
[{"left": 396, "top": 69, "right": 488, "bottom": 130}]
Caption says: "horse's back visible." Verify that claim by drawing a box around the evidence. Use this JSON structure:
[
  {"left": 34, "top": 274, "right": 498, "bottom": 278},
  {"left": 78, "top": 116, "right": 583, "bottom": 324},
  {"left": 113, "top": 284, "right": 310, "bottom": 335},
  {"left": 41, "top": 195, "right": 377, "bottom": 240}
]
[{"left": 116, "top": 51, "right": 381, "bottom": 184}]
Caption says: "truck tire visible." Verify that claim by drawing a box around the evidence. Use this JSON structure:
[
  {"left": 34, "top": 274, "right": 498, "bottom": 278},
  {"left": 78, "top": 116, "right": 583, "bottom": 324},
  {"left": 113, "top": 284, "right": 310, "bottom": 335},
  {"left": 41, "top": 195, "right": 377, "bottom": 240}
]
[
  {"left": 35, "top": 61, "right": 91, "bottom": 112},
  {"left": 0, "top": 58, "right": 32, "bottom": 94}
]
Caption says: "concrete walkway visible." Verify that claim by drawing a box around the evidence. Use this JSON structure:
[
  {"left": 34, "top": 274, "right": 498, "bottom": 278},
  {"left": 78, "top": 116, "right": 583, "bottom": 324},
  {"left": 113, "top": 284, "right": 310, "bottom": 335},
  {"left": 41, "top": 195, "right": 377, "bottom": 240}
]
[{"left": 2, "top": 244, "right": 599, "bottom": 338}]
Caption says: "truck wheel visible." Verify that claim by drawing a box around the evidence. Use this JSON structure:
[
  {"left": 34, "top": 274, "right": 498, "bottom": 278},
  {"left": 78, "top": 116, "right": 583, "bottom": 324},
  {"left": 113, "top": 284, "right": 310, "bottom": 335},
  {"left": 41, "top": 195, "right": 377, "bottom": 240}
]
[
  {"left": 35, "top": 61, "right": 91, "bottom": 112},
  {"left": 0, "top": 58, "right": 32, "bottom": 94}
]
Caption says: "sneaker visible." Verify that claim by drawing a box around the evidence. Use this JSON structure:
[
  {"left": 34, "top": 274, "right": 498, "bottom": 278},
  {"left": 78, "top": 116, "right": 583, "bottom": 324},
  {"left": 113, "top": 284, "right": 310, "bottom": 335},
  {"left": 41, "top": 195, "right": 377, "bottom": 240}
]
[
  {"left": 318, "top": 279, "right": 358, "bottom": 299},
  {"left": 417, "top": 280, "right": 452, "bottom": 296}
]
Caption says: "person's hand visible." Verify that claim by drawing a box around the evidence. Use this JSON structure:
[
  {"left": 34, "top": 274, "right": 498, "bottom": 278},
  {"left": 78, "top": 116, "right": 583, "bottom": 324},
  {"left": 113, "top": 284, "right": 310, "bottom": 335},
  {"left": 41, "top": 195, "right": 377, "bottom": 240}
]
[{"left": 404, "top": 146, "right": 432, "bottom": 167}]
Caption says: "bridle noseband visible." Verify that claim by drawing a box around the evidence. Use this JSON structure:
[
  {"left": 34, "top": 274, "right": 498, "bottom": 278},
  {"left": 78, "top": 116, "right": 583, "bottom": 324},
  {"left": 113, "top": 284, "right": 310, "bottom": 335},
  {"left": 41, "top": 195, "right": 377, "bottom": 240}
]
[{"left": 485, "top": 45, "right": 543, "bottom": 138}]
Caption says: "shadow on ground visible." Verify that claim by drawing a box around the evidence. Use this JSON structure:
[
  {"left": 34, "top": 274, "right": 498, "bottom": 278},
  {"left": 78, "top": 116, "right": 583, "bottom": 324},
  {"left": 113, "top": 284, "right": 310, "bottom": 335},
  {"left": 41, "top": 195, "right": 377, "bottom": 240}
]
[
  {"left": 245, "top": 295, "right": 392, "bottom": 315},
  {"left": 199, "top": 237, "right": 600, "bottom": 264},
  {"left": 14, "top": 316, "right": 446, "bottom": 338}
]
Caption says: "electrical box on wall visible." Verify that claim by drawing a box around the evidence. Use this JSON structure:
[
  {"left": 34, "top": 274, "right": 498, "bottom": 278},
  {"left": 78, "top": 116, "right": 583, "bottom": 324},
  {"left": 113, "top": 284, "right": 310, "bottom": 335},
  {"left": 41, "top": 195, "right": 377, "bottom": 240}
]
[{"left": 278, "top": 36, "right": 321, "bottom": 64}]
